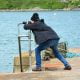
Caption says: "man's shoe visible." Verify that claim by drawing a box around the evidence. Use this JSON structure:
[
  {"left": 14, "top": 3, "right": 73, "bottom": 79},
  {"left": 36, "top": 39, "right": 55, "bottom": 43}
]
[
  {"left": 32, "top": 67, "right": 42, "bottom": 71},
  {"left": 64, "top": 66, "right": 72, "bottom": 70}
]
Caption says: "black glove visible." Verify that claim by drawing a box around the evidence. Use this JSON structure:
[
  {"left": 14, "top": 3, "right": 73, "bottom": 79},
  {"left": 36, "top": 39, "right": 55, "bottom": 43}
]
[
  {"left": 28, "top": 21, "right": 32, "bottom": 24},
  {"left": 22, "top": 21, "right": 27, "bottom": 24}
]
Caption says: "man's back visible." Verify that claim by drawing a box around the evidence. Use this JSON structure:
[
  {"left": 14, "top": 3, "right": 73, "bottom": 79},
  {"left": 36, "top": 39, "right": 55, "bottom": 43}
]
[{"left": 24, "top": 21, "right": 60, "bottom": 44}]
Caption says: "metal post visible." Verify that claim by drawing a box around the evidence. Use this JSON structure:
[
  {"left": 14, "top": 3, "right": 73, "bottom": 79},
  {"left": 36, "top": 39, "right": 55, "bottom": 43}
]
[
  {"left": 18, "top": 24, "right": 23, "bottom": 72},
  {"left": 17, "top": 23, "right": 32, "bottom": 72},
  {"left": 18, "top": 36, "right": 23, "bottom": 72},
  {"left": 28, "top": 30, "right": 32, "bottom": 72}
]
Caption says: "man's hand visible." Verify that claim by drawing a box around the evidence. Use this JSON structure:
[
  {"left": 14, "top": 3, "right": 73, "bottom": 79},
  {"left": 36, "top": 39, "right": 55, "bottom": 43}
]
[
  {"left": 28, "top": 21, "right": 32, "bottom": 24},
  {"left": 23, "top": 21, "right": 27, "bottom": 24}
]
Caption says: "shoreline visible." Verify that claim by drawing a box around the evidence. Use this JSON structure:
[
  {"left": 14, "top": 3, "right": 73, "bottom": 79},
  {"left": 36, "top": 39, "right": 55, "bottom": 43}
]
[{"left": 0, "top": 8, "right": 80, "bottom": 12}]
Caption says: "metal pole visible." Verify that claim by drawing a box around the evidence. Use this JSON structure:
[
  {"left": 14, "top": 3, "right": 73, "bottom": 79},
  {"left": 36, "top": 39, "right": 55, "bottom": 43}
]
[
  {"left": 28, "top": 30, "right": 32, "bottom": 72},
  {"left": 18, "top": 24, "right": 23, "bottom": 72},
  {"left": 17, "top": 23, "right": 32, "bottom": 72},
  {"left": 18, "top": 36, "right": 23, "bottom": 72},
  {"left": 18, "top": 23, "right": 22, "bottom": 35}
]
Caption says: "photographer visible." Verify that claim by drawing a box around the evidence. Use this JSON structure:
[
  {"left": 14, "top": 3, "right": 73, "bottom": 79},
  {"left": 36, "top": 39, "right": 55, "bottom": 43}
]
[{"left": 24, "top": 13, "right": 71, "bottom": 71}]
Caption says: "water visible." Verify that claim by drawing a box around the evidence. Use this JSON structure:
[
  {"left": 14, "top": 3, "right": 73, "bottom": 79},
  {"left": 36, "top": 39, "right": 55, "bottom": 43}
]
[{"left": 0, "top": 11, "right": 80, "bottom": 73}]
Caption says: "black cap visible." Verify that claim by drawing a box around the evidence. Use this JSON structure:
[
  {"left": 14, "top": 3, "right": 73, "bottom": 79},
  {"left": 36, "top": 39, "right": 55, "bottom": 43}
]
[{"left": 31, "top": 13, "right": 40, "bottom": 21}]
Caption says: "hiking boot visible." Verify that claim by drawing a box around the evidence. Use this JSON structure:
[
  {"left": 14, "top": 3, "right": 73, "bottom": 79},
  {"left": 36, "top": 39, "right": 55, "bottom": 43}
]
[
  {"left": 32, "top": 67, "right": 42, "bottom": 71},
  {"left": 64, "top": 65, "right": 72, "bottom": 70}
]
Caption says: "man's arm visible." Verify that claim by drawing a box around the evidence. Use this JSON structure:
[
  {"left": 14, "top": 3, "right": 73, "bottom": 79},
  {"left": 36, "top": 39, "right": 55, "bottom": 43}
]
[
  {"left": 24, "top": 22, "right": 46, "bottom": 31},
  {"left": 24, "top": 23, "right": 36, "bottom": 30}
]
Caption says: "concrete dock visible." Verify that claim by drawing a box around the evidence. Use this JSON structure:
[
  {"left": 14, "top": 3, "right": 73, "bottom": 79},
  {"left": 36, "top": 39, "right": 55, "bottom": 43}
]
[{"left": 0, "top": 57, "right": 80, "bottom": 80}]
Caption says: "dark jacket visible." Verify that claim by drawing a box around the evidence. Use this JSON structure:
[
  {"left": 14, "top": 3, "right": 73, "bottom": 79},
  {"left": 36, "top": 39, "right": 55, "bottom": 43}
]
[{"left": 24, "top": 21, "right": 60, "bottom": 44}]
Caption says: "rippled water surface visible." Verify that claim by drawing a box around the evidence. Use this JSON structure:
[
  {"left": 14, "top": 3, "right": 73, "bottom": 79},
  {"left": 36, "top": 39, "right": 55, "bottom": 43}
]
[{"left": 0, "top": 11, "right": 80, "bottom": 72}]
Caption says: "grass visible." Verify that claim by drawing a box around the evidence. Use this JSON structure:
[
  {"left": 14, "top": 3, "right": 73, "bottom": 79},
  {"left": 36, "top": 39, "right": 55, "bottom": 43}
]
[{"left": 0, "top": 0, "right": 80, "bottom": 10}]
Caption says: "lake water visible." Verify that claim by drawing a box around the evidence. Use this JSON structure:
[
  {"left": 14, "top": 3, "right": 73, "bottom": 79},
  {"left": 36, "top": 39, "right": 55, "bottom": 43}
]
[{"left": 0, "top": 11, "right": 80, "bottom": 73}]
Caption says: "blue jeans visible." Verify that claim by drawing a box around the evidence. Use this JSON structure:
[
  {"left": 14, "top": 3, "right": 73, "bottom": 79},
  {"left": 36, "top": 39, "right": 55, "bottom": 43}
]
[{"left": 35, "top": 39, "right": 70, "bottom": 68}]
